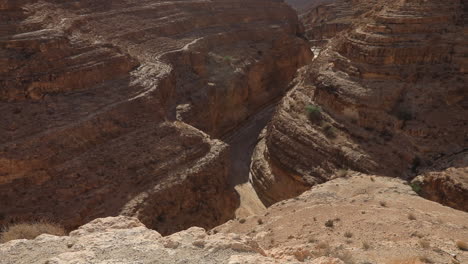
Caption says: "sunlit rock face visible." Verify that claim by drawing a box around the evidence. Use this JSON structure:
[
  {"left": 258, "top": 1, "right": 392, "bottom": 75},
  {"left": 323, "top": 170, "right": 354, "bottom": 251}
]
[{"left": 250, "top": 0, "right": 467, "bottom": 206}]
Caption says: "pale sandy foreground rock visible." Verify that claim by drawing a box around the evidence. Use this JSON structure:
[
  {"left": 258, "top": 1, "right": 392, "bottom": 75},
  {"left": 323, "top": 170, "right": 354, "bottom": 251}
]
[
  {"left": 218, "top": 175, "right": 468, "bottom": 264},
  {"left": 2, "top": 176, "right": 467, "bottom": 264},
  {"left": 0, "top": 216, "right": 321, "bottom": 264},
  {"left": 0, "top": 216, "right": 264, "bottom": 264}
]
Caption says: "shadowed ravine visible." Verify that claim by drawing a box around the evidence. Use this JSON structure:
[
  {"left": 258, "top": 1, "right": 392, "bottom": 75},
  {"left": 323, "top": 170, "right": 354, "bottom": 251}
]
[{"left": 222, "top": 103, "right": 278, "bottom": 218}]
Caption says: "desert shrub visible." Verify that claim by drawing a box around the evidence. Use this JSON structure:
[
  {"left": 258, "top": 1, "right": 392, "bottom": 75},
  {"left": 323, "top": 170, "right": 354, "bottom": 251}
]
[
  {"left": 323, "top": 123, "right": 337, "bottom": 138},
  {"left": 456, "top": 240, "right": 468, "bottom": 251},
  {"left": 1, "top": 221, "right": 65, "bottom": 243},
  {"left": 306, "top": 104, "right": 322, "bottom": 121},
  {"left": 362, "top": 241, "right": 371, "bottom": 250},
  {"left": 333, "top": 249, "right": 355, "bottom": 264},
  {"left": 344, "top": 231, "right": 353, "bottom": 238},
  {"left": 410, "top": 182, "right": 422, "bottom": 194},
  {"left": 388, "top": 256, "right": 431, "bottom": 264},
  {"left": 419, "top": 239, "right": 430, "bottom": 249},
  {"left": 324, "top": 219, "right": 334, "bottom": 228},
  {"left": 337, "top": 169, "right": 349, "bottom": 177},
  {"left": 379, "top": 201, "right": 387, "bottom": 207},
  {"left": 315, "top": 242, "right": 332, "bottom": 256},
  {"left": 408, "top": 213, "right": 416, "bottom": 220}
]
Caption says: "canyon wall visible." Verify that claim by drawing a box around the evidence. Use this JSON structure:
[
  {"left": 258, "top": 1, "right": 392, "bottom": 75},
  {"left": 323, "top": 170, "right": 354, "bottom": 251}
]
[
  {"left": 0, "top": 0, "right": 311, "bottom": 233},
  {"left": 250, "top": 0, "right": 467, "bottom": 206}
]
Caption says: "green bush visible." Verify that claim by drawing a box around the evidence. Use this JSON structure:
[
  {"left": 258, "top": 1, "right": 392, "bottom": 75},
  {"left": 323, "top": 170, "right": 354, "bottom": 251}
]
[
  {"left": 306, "top": 104, "right": 322, "bottom": 121},
  {"left": 410, "top": 182, "right": 422, "bottom": 194}
]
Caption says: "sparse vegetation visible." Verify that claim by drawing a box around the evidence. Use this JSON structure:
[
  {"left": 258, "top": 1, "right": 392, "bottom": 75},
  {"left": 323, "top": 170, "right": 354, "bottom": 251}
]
[
  {"left": 410, "top": 231, "right": 424, "bottom": 238},
  {"left": 0, "top": 221, "right": 66, "bottom": 243},
  {"left": 344, "top": 231, "right": 353, "bottom": 238},
  {"left": 325, "top": 219, "right": 334, "bottom": 228},
  {"left": 337, "top": 169, "right": 349, "bottom": 177},
  {"left": 223, "top": 55, "right": 233, "bottom": 62},
  {"left": 306, "top": 104, "right": 322, "bottom": 122},
  {"left": 408, "top": 213, "right": 416, "bottom": 220},
  {"left": 322, "top": 123, "right": 337, "bottom": 138},
  {"left": 362, "top": 241, "right": 371, "bottom": 250},
  {"left": 456, "top": 240, "right": 468, "bottom": 251},
  {"left": 379, "top": 201, "right": 387, "bottom": 207},
  {"left": 333, "top": 249, "right": 355, "bottom": 264},
  {"left": 418, "top": 256, "right": 433, "bottom": 263},
  {"left": 410, "top": 182, "right": 422, "bottom": 194},
  {"left": 388, "top": 257, "right": 432, "bottom": 264},
  {"left": 257, "top": 219, "right": 263, "bottom": 225},
  {"left": 315, "top": 241, "right": 332, "bottom": 256},
  {"left": 419, "top": 239, "right": 430, "bottom": 249},
  {"left": 317, "top": 242, "right": 330, "bottom": 249}
]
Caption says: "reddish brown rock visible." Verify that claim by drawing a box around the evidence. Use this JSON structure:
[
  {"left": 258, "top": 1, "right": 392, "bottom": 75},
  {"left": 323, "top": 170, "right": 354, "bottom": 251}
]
[
  {"left": 250, "top": 0, "right": 467, "bottom": 206},
  {"left": 412, "top": 152, "right": 468, "bottom": 212},
  {"left": 0, "top": 0, "right": 311, "bottom": 233}
]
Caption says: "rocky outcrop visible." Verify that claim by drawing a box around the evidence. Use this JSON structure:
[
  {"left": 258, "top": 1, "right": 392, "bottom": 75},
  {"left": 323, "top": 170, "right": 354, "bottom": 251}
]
[
  {"left": 412, "top": 152, "right": 468, "bottom": 212},
  {"left": 0, "top": 216, "right": 264, "bottom": 264},
  {"left": 285, "top": 0, "right": 334, "bottom": 13},
  {"left": 4, "top": 176, "right": 466, "bottom": 263},
  {"left": 298, "top": 0, "right": 380, "bottom": 45},
  {"left": 250, "top": 0, "right": 467, "bottom": 206},
  {"left": 219, "top": 175, "right": 468, "bottom": 264},
  {"left": 0, "top": 215, "right": 346, "bottom": 264},
  {"left": 0, "top": 0, "right": 311, "bottom": 233}
]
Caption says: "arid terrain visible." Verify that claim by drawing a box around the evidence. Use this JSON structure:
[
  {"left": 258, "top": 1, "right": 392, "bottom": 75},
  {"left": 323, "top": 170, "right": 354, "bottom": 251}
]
[{"left": 1, "top": 0, "right": 467, "bottom": 263}]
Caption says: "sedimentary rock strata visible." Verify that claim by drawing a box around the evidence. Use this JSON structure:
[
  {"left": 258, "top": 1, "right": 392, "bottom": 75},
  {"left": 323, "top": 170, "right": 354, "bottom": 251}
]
[
  {"left": 250, "top": 0, "right": 467, "bottom": 205},
  {"left": 0, "top": 0, "right": 311, "bottom": 232},
  {"left": 412, "top": 152, "right": 468, "bottom": 212}
]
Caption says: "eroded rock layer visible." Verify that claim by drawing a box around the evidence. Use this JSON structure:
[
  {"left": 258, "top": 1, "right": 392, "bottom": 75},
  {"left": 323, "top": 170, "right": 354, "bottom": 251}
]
[
  {"left": 0, "top": 0, "right": 311, "bottom": 232},
  {"left": 251, "top": 0, "right": 467, "bottom": 206},
  {"left": 298, "top": 0, "right": 380, "bottom": 45}
]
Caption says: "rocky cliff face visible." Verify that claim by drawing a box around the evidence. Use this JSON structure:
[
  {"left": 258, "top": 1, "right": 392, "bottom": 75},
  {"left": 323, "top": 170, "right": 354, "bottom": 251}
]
[
  {"left": 0, "top": 0, "right": 311, "bottom": 233},
  {"left": 250, "top": 0, "right": 467, "bottom": 206},
  {"left": 295, "top": 0, "right": 380, "bottom": 45}
]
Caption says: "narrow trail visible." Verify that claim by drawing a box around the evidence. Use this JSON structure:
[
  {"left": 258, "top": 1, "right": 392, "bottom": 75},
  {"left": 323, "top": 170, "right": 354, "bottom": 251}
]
[{"left": 223, "top": 103, "right": 277, "bottom": 218}]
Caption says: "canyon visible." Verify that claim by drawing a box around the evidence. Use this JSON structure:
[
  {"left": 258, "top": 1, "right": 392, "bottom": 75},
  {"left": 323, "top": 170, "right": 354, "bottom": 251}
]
[
  {"left": 0, "top": 0, "right": 311, "bottom": 233},
  {"left": 1, "top": 0, "right": 467, "bottom": 263}
]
